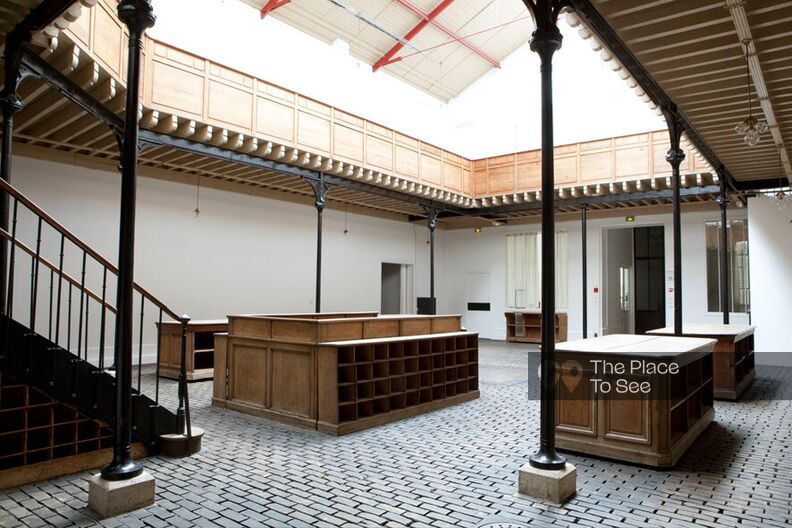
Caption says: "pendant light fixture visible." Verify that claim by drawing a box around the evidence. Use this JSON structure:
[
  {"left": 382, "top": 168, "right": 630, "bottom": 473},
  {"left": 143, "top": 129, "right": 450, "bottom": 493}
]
[
  {"left": 734, "top": 39, "right": 768, "bottom": 147},
  {"left": 774, "top": 146, "right": 790, "bottom": 211}
]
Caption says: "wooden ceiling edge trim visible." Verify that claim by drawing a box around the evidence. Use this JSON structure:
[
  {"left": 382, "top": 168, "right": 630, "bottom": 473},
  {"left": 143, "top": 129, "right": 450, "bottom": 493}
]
[{"left": 441, "top": 200, "right": 739, "bottom": 230}]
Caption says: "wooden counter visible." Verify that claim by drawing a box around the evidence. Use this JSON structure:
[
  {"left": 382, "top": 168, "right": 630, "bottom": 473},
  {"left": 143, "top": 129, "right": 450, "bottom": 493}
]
[
  {"left": 647, "top": 324, "right": 755, "bottom": 400},
  {"left": 157, "top": 312, "right": 378, "bottom": 381},
  {"left": 505, "top": 311, "right": 567, "bottom": 344},
  {"left": 213, "top": 313, "right": 479, "bottom": 434},
  {"left": 158, "top": 319, "right": 228, "bottom": 381},
  {"left": 555, "top": 334, "right": 716, "bottom": 467}
]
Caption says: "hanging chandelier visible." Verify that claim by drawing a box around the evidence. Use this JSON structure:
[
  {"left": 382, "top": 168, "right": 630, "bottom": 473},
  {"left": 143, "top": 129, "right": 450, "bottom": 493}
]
[
  {"left": 734, "top": 39, "right": 768, "bottom": 147},
  {"left": 773, "top": 146, "right": 791, "bottom": 211}
]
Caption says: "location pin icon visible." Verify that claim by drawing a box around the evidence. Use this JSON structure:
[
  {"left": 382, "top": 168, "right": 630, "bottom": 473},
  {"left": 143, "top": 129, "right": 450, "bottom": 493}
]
[{"left": 561, "top": 360, "right": 583, "bottom": 394}]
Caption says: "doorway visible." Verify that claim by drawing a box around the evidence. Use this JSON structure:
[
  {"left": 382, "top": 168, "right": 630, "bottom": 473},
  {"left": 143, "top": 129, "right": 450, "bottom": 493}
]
[
  {"left": 381, "top": 263, "right": 414, "bottom": 314},
  {"left": 633, "top": 226, "right": 665, "bottom": 334},
  {"left": 603, "top": 226, "right": 665, "bottom": 335},
  {"left": 465, "top": 272, "right": 491, "bottom": 339}
]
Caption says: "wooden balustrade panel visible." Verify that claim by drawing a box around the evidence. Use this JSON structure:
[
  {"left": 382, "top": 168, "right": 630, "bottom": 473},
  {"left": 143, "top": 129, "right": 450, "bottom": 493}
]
[{"left": 66, "top": 0, "right": 711, "bottom": 201}]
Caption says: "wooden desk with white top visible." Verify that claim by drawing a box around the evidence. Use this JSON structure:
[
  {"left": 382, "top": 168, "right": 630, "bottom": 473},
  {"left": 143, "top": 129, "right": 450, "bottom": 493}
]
[
  {"left": 647, "top": 324, "right": 755, "bottom": 400},
  {"left": 555, "top": 334, "right": 716, "bottom": 467}
]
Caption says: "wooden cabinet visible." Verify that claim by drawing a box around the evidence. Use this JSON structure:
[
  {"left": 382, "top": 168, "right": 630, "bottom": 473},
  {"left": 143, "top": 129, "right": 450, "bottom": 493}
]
[
  {"left": 647, "top": 324, "right": 756, "bottom": 400},
  {"left": 157, "top": 320, "right": 228, "bottom": 381},
  {"left": 213, "top": 313, "right": 479, "bottom": 434},
  {"left": 505, "top": 311, "right": 567, "bottom": 343},
  {"left": 555, "top": 334, "right": 716, "bottom": 467}
]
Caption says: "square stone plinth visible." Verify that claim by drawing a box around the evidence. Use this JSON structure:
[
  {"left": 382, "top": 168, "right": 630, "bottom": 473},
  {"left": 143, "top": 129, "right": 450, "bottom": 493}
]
[
  {"left": 88, "top": 471, "right": 155, "bottom": 519},
  {"left": 517, "top": 462, "right": 576, "bottom": 505}
]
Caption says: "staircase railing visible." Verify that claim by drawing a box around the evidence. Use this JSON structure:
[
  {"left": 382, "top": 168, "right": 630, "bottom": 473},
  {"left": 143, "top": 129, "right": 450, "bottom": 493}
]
[{"left": 0, "top": 176, "right": 192, "bottom": 443}]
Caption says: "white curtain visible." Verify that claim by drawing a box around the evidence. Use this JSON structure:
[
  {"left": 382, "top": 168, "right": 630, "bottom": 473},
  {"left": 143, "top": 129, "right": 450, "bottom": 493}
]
[
  {"left": 506, "top": 233, "right": 536, "bottom": 308},
  {"left": 506, "top": 231, "right": 567, "bottom": 310}
]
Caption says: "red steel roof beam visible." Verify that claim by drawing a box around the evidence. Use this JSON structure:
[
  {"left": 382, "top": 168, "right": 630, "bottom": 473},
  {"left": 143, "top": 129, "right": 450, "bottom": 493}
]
[
  {"left": 373, "top": 0, "right": 457, "bottom": 71},
  {"left": 379, "top": 0, "right": 500, "bottom": 71},
  {"left": 260, "top": 0, "right": 291, "bottom": 19}
]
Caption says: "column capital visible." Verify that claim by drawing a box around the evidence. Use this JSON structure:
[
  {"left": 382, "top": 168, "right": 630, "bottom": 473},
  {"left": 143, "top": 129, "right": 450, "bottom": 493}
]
[
  {"left": 716, "top": 193, "right": 730, "bottom": 208},
  {"left": 307, "top": 175, "right": 329, "bottom": 212},
  {"left": 117, "top": 0, "right": 156, "bottom": 33},
  {"left": 665, "top": 147, "right": 686, "bottom": 167},
  {"left": 526, "top": 0, "right": 565, "bottom": 59},
  {"left": 0, "top": 92, "right": 24, "bottom": 115},
  {"left": 425, "top": 207, "right": 439, "bottom": 231}
]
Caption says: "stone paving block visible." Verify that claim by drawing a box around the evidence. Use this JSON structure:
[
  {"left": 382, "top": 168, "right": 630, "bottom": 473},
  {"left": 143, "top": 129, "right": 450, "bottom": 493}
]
[{"left": 0, "top": 345, "right": 790, "bottom": 527}]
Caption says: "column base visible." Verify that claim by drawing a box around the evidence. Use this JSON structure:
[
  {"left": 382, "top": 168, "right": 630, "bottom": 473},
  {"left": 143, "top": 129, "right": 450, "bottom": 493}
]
[
  {"left": 88, "top": 470, "right": 155, "bottom": 519},
  {"left": 517, "top": 462, "right": 576, "bottom": 505}
]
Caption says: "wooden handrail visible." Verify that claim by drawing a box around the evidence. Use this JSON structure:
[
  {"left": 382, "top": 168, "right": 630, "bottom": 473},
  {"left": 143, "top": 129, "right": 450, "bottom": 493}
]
[
  {"left": 0, "top": 177, "right": 181, "bottom": 321},
  {"left": 0, "top": 228, "right": 116, "bottom": 315}
]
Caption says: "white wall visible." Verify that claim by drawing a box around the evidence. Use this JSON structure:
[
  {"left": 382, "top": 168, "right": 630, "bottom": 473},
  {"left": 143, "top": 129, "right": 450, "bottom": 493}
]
[
  {"left": 441, "top": 208, "right": 758, "bottom": 349},
  {"left": 748, "top": 196, "right": 792, "bottom": 363},
  {"left": 9, "top": 156, "right": 441, "bottom": 359},
  {"left": 10, "top": 155, "right": 788, "bottom": 364}
]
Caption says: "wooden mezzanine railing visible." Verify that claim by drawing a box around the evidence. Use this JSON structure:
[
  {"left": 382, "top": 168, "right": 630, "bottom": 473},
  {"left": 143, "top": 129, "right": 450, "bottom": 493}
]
[{"left": 57, "top": 0, "right": 712, "bottom": 205}]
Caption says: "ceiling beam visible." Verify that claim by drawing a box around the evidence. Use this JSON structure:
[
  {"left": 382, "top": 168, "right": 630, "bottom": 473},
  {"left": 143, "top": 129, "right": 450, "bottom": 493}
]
[
  {"left": 375, "top": 0, "right": 500, "bottom": 72},
  {"left": 19, "top": 46, "right": 123, "bottom": 137},
  {"left": 373, "top": 0, "right": 457, "bottom": 72},
  {"left": 259, "top": 0, "right": 290, "bottom": 19}
]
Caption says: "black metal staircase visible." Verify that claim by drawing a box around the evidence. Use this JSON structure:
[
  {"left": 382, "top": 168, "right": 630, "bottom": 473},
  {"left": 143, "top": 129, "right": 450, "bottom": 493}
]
[
  {"left": 1, "top": 315, "right": 178, "bottom": 454},
  {"left": 0, "top": 177, "right": 196, "bottom": 474}
]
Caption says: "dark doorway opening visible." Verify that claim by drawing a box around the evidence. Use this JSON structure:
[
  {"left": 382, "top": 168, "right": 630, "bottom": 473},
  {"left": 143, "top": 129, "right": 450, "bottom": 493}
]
[{"left": 633, "top": 226, "right": 666, "bottom": 334}]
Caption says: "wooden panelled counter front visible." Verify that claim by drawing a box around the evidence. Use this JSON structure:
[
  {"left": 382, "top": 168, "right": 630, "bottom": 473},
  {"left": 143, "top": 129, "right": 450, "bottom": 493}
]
[
  {"left": 157, "top": 312, "right": 376, "bottom": 382},
  {"left": 555, "top": 335, "right": 716, "bottom": 467},
  {"left": 212, "top": 313, "right": 479, "bottom": 434},
  {"left": 647, "top": 324, "right": 756, "bottom": 400}
]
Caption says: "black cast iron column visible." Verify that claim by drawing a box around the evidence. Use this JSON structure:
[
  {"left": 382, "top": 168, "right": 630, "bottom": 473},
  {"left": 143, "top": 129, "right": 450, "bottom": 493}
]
[
  {"left": 0, "top": 43, "right": 25, "bottom": 315},
  {"left": 310, "top": 175, "right": 328, "bottom": 314},
  {"left": 580, "top": 203, "right": 588, "bottom": 339},
  {"left": 717, "top": 170, "right": 730, "bottom": 324},
  {"left": 524, "top": 0, "right": 567, "bottom": 471},
  {"left": 427, "top": 208, "right": 438, "bottom": 315},
  {"left": 662, "top": 107, "right": 685, "bottom": 337},
  {"left": 102, "top": 0, "right": 155, "bottom": 481}
]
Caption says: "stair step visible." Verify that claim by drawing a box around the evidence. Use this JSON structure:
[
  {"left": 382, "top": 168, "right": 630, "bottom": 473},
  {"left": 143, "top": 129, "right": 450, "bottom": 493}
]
[{"left": 159, "top": 427, "right": 204, "bottom": 458}]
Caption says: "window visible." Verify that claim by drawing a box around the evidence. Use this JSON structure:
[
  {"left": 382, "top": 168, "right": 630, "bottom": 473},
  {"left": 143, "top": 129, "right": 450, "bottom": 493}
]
[
  {"left": 506, "top": 231, "right": 568, "bottom": 309},
  {"left": 705, "top": 219, "right": 750, "bottom": 313}
]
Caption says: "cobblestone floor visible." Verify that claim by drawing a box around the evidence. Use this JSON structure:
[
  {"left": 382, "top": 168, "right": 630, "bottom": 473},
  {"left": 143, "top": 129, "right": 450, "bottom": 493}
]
[{"left": 1, "top": 340, "right": 791, "bottom": 527}]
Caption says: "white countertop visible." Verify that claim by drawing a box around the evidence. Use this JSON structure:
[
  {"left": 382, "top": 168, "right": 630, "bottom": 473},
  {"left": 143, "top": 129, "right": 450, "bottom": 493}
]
[{"left": 557, "top": 334, "right": 716, "bottom": 357}]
